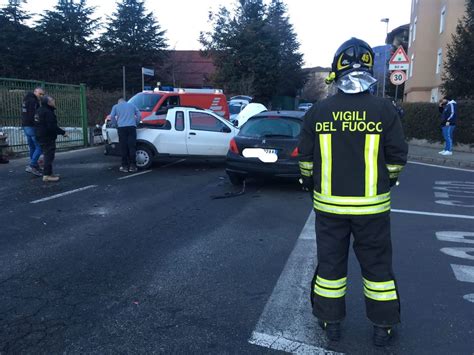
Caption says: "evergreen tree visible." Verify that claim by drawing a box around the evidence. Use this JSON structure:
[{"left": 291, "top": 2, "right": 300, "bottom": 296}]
[
  {"left": 201, "top": 0, "right": 304, "bottom": 104},
  {"left": 35, "top": 0, "right": 100, "bottom": 83},
  {"left": 0, "top": 0, "right": 30, "bottom": 24},
  {"left": 442, "top": 0, "right": 474, "bottom": 99},
  {"left": 98, "top": 0, "right": 168, "bottom": 92},
  {"left": 267, "top": 0, "right": 305, "bottom": 97},
  {"left": 0, "top": 1, "right": 43, "bottom": 79}
]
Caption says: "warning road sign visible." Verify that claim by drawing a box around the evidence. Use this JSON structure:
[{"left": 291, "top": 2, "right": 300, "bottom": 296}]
[{"left": 389, "top": 46, "right": 410, "bottom": 71}]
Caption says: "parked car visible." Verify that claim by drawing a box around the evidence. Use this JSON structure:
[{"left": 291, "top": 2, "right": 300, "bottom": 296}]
[
  {"left": 103, "top": 107, "right": 238, "bottom": 169},
  {"left": 228, "top": 99, "right": 249, "bottom": 122},
  {"left": 225, "top": 110, "right": 305, "bottom": 185},
  {"left": 230, "top": 95, "right": 253, "bottom": 102},
  {"left": 298, "top": 102, "right": 313, "bottom": 111}
]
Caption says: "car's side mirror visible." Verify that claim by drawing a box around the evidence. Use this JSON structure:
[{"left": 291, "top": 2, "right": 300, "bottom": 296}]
[
  {"left": 232, "top": 120, "right": 239, "bottom": 127},
  {"left": 221, "top": 126, "right": 232, "bottom": 133}
]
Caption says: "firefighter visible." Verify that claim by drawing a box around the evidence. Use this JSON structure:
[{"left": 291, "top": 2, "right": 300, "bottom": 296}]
[{"left": 298, "top": 38, "right": 408, "bottom": 347}]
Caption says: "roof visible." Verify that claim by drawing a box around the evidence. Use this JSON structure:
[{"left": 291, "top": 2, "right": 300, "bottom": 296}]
[{"left": 252, "top": 110, "right": 306, "bottom": 120}]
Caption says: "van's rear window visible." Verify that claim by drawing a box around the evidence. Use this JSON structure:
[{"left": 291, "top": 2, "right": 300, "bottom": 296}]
[{"left": 128, "top": 93, "right": 161, "bottom": 112}]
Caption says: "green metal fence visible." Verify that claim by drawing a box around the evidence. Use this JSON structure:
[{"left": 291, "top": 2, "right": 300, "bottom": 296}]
[{"left": 0, "top": 77, "right": 88, "bottom": 153}]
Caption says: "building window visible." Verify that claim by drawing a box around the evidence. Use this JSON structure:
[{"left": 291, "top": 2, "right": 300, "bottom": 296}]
[
  {"left": 436, "top": 48, "right": 443, "bottom": 74},
  {"left": 409, "top": 25, "right": 413, "bottom": 47},
  {"left": 440, "top": 6, "right": 446, "bottom": 33},
  {"left": 413, "top": 17, "right": 417, "bottom": 42},
  {"left": 409, "top": 54, "right": 415, "bottom": 78}
]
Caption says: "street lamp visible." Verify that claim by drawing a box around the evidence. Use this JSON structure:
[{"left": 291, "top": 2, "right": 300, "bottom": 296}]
[{"left": 381, "top": 18, "right": 390, "bottom": 98}]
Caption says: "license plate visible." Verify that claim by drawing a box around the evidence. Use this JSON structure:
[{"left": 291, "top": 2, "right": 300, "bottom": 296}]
[{"left": 242, "top": 148, "right": 278, "bottom": 163}]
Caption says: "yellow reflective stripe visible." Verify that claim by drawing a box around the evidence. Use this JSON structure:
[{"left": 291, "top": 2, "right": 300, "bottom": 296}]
[
  {"left": 364, "top": 288, "right": 398, "bottom": 301},
  {"left": 386, "top": 164, "right": 404, "bottom": 172},
  {"left": 299, "top": 161, "right": 314, "bottom": 170},
  {"left": 316, "top": 276, "right": 347, "bottom": 289},
  {"left": 314, "top": 200, "right": 391, "bottom": 215},
  {"left": 365, "top": 134, "right": 380, "bottom": 197},
  {"left": 363, "top": 278, "right": 396, "bottom": 291},
  {"left": 319, "top": 134, "right": 332, "bottom": 195},
  {"left": 301, "top": 170, "right": 312, "bottom": 177},
  {"left": 314, "top": 285, "right": 347, "bottom": 298},
  {"left": 313, "top": 191, "right": 390, "bottom": 206},
  {"left": 389, "top": 173, "right": 399, "bottom": 179}
]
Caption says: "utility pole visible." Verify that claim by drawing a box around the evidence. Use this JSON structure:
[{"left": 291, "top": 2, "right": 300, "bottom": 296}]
[{"left": 381, "top": 18, "right": 390, "bottom": 98}]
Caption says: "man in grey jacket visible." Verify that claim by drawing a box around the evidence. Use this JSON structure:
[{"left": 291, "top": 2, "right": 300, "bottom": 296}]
[{"left": 110, "top": 98, "right": 141, "bottom": 172}]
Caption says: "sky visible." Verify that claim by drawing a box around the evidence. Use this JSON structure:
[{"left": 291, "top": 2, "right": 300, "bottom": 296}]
[{"left": 6, "top": 0, "right": 412, "bottom": 68}]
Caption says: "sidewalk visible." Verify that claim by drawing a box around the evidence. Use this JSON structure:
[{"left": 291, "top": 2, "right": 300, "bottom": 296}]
[{"left": 408, "top": 143, "right": 474, "bottom": 169}]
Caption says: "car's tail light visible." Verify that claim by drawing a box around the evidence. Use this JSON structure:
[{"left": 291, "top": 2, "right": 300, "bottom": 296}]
[
  {"left": 291, "top": 147, "right": 299, "bottom": 157},
  {"left": 229, "top": 138, "right": 239, "bottom": 154}
]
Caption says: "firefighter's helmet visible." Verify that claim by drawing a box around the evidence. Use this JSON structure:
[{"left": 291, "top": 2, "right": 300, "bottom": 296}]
[{"left": 329, "top": 38, "right": 374, "bottom": 82}]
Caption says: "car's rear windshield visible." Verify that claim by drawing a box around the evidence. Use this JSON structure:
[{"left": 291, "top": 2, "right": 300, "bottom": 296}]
[
  {"left": 239, "top": 117, "right": 302, "bottom": 138},
  {"left": 128, "top": 93, "right": 162, "bottom": 112}
]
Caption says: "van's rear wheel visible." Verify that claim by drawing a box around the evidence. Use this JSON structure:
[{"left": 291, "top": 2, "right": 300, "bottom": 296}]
[{"left": 136, "top": 146, "right": 153, "bottom": 169}]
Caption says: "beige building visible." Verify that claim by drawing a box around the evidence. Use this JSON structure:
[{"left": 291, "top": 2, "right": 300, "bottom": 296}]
[{"left": 405, "top": 0, "right": 466, "bottom": 102}]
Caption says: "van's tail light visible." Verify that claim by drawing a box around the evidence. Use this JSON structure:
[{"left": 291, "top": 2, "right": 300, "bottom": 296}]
[
  {"left": 229, "top": 138, "right": 239, "bottom": 154},
  {"left": 291, "top": 147, "right": 299, "bottom": 157}
]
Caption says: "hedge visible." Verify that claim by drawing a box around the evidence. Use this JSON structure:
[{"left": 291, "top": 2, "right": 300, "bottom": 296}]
[{"left": 401, "top": 101, "right": 474, "bottom": 145}]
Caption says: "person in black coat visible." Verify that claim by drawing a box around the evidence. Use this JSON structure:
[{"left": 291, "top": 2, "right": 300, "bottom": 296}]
[
  {"left": 22, "top": 87, "right": 45, "bottom": 176},
  {"left": 35, "top": 96, "right": 68, "bottom": 182}
]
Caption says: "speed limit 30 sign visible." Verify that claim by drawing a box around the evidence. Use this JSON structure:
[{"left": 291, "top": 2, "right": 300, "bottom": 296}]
[{"left": 390, "top": 70, "right": 407, "bottom": 86}]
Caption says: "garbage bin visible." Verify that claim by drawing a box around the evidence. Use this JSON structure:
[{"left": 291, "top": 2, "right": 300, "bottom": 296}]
[{"left": 0, "top": 132, "right": 10, "bottom": 164}]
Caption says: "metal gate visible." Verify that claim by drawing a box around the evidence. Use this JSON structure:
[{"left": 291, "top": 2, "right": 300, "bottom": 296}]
[{"left": 0, "top": 77, "right": 88, "bottom": 153}]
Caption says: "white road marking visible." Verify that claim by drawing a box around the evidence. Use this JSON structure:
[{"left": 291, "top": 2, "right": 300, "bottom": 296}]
[
  {"left": 408, "top": 161, "right": 474, "bottom": 172},
  {"left": 160, "top": 159, "right": 186, "bottom": 169},
  {"left": 249, "top": 332, "right": 340, "bottom": 354},
  {"left": 117, "top": 170, "right": 152, "bottom": 180},
  {"left": 434, "top": 192, "right": 449, "bottom": 198},
  {"left": 440, "top": 247, "right": 474, "bottom": 261},
  {"left": 248, "top": 212, "right": 343, "bottom": 354},
  {"left": 392, "top": 209, "right": 474, "bottom": 220},
  {"left": 436, "top": 231, "right": 474, "bottom": 244},
  {"left": 450, "top": 264, "right": 474, "bottom": 283},
  {"left": 463, "top": 294, "right": 474, "bottom": 303},
  {"left": 30, "top": 185, "right": 98, "bottom": 204}
]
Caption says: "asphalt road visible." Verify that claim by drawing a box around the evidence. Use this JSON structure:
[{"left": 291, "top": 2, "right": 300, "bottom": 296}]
[{"left": 0, "top": 147, "right": 473, "bottom": 354}]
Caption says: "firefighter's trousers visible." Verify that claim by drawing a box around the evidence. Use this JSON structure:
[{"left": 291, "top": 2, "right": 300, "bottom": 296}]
[{"left": 311, "top": 212, "right": 400, "bottom": 326}]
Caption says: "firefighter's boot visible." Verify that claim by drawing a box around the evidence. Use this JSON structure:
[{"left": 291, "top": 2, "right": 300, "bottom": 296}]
[
  {"left": 318, "top": 321, "right": 341, "bottom": 341},
  {"left": 373, "top": 326, "right": 393, "bottom": 347}
]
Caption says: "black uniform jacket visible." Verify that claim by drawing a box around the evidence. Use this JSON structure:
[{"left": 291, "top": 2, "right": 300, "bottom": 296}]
[
  {"left": 21, "top": 92, "right": 40, "bottom": 127},
  {"left": 35, "top": 105, "right": 66, "bottom": 143},
  {"left": 298, "top": 91, "right": 408, "bottom": 217}
]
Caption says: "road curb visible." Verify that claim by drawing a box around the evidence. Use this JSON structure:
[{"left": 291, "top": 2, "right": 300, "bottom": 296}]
[{"left": 408, "top": 154, "right": 474, "bottom": 169}]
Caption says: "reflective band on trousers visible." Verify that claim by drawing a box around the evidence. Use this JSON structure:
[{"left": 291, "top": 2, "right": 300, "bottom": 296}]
[
  {"left": 301, "top": 170, "right": 312, "bottom": 177},
  {"left": 365, "top": 134, "right": 380, "bottom": 197},
  {"left": 386, "top": 164, "right": 404, "bottom": 172},
  {"left": 299, "top": 161, "right": 314, "bottom": 170},
  {"left": 313, "top": 191, "right": 390, "bottom": 206},
  {"left": 314, "top": 285, "right": 347, "bottom": 298},
  {"left": 363, "top": 278, "right": 396, "bottom": 291},
  {"left": 314, "top": 200, "right": 391, "bottom": 215},
  {"left": 316, "top": 275, "right": 347, "bottom": 288},
  {"left": 319, "top": 134, "right": 332, "bottom": 195},
  {"left": 364, "top": 288, "right": 398, "bottom": 301}
]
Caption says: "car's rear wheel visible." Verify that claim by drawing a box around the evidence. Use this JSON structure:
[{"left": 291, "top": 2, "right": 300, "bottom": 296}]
[
  {"left": 136, "top": 145, "right": 153, "bottom": 169},
  {"left": 227, "top": 171, "right": 244, "bottom": 186}
]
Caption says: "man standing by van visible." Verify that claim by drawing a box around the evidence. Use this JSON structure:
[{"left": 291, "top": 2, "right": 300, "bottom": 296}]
[{"left": 110, "top": 98, "right": 141, "bottom": 172}]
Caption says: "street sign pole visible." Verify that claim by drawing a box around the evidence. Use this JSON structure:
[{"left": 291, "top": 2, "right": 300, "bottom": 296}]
[
  {"left": 122, "top": 66, "right": 126, "bottom": 100},
  {"left": 395, "top": 85, "right": 399, "bottom": 101}
]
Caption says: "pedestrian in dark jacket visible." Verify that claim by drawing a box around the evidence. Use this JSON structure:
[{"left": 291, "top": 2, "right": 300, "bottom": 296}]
[
  {"left": 35, "top": 96, "right": 68, "bottom": 182},
  {"left": 438, "top": 96, "right": 457, "bottom": 156},
  {"left": 22, "top": 87, "right": 45, "bottom": 176}
]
